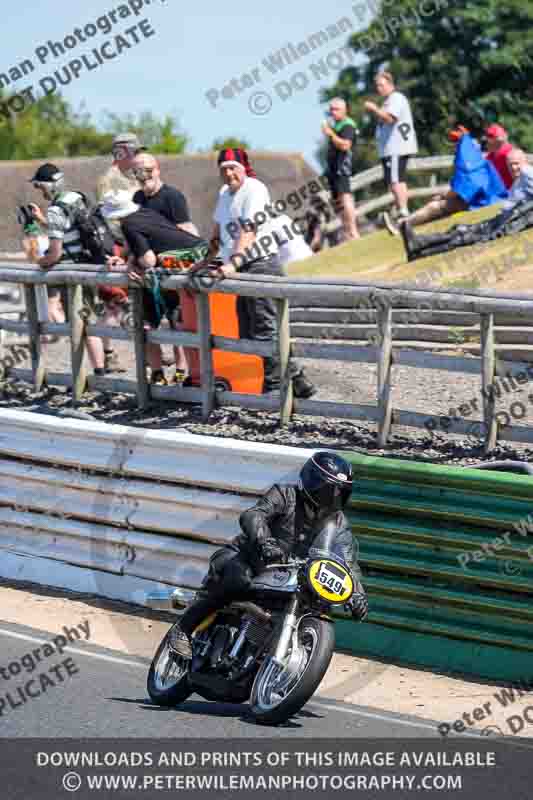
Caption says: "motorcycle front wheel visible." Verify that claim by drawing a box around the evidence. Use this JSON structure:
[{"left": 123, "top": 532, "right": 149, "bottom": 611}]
[
  {"left": 147, "top": 631, "right": 193, "bottom": 706},
  {"left": 249, "top": 616, "right": 335, "bottom": 725}
]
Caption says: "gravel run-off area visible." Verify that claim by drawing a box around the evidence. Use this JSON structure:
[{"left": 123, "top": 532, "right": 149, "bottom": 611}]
[{"left": 2, "top": 334, "right": 533, "bottom": 467}]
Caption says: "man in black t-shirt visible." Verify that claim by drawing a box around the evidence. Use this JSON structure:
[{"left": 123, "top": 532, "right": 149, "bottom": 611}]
[
  {"left": 101, "top": 190, "right": 207, "bottom": 385},
  {"left": 322, "top": 97, "right": 359, "bottom": 242},
  {"left": 132, "top": 152, "right": 199, "bottom": 237}
]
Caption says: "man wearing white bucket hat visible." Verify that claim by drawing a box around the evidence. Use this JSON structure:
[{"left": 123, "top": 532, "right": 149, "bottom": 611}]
[{"left": 101, "top": 190, "right": 207, "bottom": 385}]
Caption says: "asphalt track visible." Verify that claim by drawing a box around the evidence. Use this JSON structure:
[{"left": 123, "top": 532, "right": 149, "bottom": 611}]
[{"left": 0, "top": 619, "right": 480, "bottom": 739}]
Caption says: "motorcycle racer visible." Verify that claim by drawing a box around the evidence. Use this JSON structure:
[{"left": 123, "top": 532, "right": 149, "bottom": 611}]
[{"left": 170, "top": 451, "right": 368, "bottom": 658}]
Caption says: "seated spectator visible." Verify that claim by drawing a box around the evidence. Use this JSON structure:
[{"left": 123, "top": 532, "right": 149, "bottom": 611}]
[
  {"left": 400, "top": 148, "right": 533, "bottom": 262},
  {"left": 100, "top": 191, "right": 207, "bottom": 385},
  {"left": 385, "top": 127, "right": 508, "bottom": 235},
  {"left": 303, "top": 192, "right": 343, "bottom": 252},
  {"left": 485, "top": 124, "right": 514, "bottom": 189}
]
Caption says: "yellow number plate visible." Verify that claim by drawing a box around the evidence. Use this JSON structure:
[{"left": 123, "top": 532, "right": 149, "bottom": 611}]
[{"left": 308, "top": 559, "right": 354, "bottom": 604}]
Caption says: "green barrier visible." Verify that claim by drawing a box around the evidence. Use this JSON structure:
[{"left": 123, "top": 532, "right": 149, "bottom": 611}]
[{"left": 337, "top": 454, "right": 533, "bottom": 681}]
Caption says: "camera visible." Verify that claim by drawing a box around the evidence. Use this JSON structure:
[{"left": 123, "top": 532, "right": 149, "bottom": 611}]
[{"left": 17, "top": 204, "right": 37, "bottom": 228}]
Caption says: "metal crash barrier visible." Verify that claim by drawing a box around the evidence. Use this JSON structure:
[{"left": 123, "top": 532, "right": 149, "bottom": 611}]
[{"left": 0, "top": 409, "right": 531, "bottom": 681}]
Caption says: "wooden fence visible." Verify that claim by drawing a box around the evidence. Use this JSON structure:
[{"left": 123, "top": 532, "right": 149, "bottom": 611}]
[
  {"left": 348, "top": 153, "right": 533, "bottom": 220},
  {"left": 2, "top": 261, "right": 533, "bottom": 452}
]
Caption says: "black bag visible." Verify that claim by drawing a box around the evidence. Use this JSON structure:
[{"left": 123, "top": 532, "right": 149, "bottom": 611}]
[{"left": 56, "top": 193, "right": 116, "bottom": 264}]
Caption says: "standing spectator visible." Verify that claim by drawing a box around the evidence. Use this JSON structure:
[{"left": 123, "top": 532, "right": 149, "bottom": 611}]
[
  {"left": 192, "top": 147, "right": 316, "bottom": 398},
  {"left": 28, "top": 163, "right": 106, "bottom": 375},
  {"left": 96, "top": 133, "right": 144, "bottom": 373},
  {"left": 132, "top": 152, "right": 199, "bottom": 236},
  {"left": 322, "top": 98, "right": 360, "bottom": 241},
  {"left": 96, "top": 132, "right": 144, "bottom": 201},
  {"left": 132, "top": 152, "right": 198, "bottom": 382},
  {"left": 364, "top": 71, "right": 418, "bottom": 230},
  {"left": 485, "top": 124, "right": 514, "bottom": 189}
]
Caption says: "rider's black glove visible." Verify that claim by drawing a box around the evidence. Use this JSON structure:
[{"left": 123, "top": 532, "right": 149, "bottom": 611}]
[
  {"left": 259, "top": 537, "right": 287, "bottom": 565},
  {"left": 345, "top": 592, "right": 369, "bottom": 622}
]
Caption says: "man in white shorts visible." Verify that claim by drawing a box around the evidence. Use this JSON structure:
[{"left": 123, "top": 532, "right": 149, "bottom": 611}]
[{"left": 364, "top": 71, "right": 418, "bottom": 230}]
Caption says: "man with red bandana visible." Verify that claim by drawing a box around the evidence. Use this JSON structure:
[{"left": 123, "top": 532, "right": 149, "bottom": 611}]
[{"left": 193, "top": 147, "right": 316, "bottom": 398}]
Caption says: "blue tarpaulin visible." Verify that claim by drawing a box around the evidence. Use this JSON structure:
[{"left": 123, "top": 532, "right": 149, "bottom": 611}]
[{"left": 451, "top": 134, "right": 508, "bottom": 209}]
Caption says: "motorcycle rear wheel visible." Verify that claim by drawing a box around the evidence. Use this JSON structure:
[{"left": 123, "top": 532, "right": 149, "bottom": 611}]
[
  {"left": 147, "top": 632, "right": 193, "bottom": 706},
  {"left": 250, "top": 616, "right": 334, "bottom": 724}
]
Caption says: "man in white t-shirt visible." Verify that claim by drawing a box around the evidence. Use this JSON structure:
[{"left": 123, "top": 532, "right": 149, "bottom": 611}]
[
  {"left": 364, "top": 71, "right": 418, "bottom": 227},
  {"left": 196, "top": 147, "right": 316, "bottom": 398}
]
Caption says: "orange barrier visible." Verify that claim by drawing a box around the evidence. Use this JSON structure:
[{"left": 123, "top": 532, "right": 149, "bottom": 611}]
[{"left": 180, "top": 288, "right": 264, "bottom": 394}]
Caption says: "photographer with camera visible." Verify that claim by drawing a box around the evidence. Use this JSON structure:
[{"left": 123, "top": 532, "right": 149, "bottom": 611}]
[{"left": 29, "top": 163, "right": 106, "bottom": 375}]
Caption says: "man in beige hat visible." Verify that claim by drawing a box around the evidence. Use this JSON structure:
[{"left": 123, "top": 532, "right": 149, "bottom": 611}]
[
  {"left": 96, "top": 133, "right": 146, "bottom": 372},
  {"left": 97, "top": 132, "right": 145, "bottom": 201}
]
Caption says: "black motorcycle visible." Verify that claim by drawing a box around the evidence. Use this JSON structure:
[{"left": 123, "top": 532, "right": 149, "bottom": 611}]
[{"left": 147, "top": 538, "right": 356, "bottom": 725}]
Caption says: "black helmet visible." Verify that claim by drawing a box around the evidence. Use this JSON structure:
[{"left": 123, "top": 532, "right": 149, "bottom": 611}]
[{"left": 299, "top": 451, "right": 353, "bottom": 512}]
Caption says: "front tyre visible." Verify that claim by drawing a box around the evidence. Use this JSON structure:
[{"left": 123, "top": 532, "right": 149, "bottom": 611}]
[
  {"left": 250, "top": 616, "right": 335, "bottom": 725},
  {"left": 147, "top": 632, "right": 192, "bottom": 706}
]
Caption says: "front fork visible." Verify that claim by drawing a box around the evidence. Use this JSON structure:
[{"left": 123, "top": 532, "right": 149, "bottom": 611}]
[{"left": 272, "top": 595, "right": 300, "bottom": 664}]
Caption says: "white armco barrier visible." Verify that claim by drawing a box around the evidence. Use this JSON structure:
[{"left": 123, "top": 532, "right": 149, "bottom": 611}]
[{"left": 0, "top": 409, "right": 314, "bottom": 608}]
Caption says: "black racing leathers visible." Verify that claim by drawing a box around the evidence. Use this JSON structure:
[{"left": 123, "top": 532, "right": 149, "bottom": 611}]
[
  {"left": 179, "top": 484, "right": 365, "bottom": 636},
  {"left": 407, "top": 199, "right": 533, "bottom": 260}
]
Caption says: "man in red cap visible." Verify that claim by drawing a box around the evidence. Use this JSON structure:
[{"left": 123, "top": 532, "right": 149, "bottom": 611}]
[
  {"left": 385, "top": 125, "right": 509, "bottom": 235},
  {"left": 485, "top": 124, "right": 514, "bottom": 189}
]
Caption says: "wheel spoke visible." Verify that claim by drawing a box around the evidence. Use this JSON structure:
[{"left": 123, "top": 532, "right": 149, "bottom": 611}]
[
  {"left": 154, "top": 642, "right": 187, "bottom": 691},
  {"left": 253, "top": 624, "right": 319, "bottom": 712}
]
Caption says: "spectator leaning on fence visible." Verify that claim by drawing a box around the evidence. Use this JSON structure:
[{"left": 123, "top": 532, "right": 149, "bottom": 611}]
[
  {"left": 364, "top": 71, "right": 418, "bottom": 231},
  {"left": 96, "top": 132, "right": 144, "bottom": 202},
  {"left": 191, "top": 147, "right": 316, "bottom": 398},
  {"left": 96, "top": 132, "right": 145, "bottom": 373},
  {"left": 400, "top": 148, "right": 533, "bottom": 262},
  {"left": 29, "top": 163, "right": 106, "bottom": 375},
  {"left": 132, "top": 151, "right": 200, "bottom": 382},
  {"left": 322, "top": 98, "right": 360, "bottom": 242},
  {"left": 101, "top": 191, "right": 207, "bottom": 386}
]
